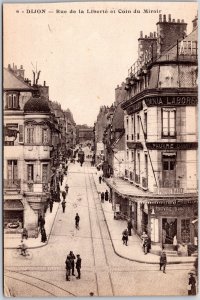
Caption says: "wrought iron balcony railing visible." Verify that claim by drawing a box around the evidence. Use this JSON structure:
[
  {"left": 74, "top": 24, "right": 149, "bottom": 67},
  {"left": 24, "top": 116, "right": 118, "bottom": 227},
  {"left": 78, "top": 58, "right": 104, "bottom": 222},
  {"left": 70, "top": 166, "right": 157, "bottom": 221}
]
[{"left": 4, "top": 179, "right": 21, "bottom": 190}]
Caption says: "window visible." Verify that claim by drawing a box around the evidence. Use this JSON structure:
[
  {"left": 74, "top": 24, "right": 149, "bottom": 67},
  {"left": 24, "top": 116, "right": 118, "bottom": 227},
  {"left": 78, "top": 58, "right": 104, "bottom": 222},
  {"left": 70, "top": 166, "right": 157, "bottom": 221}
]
[
  {"left": 27, "top": 127, "right": 34, "bottom": 144},
  {"left": 144, "top": 112, "right": 147, "bottom": 139},
  {"left": 42, "top": 128, "right": 48, "bottom": 144},
  {"left": 42, "top": 164, "right": 48, "bottom": 182},
  {"left": 27, "top": 164, "right": 34, "bottom": 181},
  {"left": 137, "top": 115, "right": 140, "bottom": 140},
  {"left": 162, "top": 108, "right": 176, "bottom": 137},
  {"left": 7, "top": 160, "right": 18, "bottom": 181},
  {"left": 6, "top": 93, "right": 19, "bottom": 109},
  {"left": 19, "top": 125, "right": 24, "bottom": 143}
]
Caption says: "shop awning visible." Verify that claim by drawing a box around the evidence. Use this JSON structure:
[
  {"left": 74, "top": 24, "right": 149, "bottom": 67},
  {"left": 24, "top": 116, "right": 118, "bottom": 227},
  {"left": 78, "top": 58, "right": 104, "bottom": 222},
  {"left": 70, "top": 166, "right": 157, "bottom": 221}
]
[{"left": 4, "top": 200, "right": 24, "bottom": 211}]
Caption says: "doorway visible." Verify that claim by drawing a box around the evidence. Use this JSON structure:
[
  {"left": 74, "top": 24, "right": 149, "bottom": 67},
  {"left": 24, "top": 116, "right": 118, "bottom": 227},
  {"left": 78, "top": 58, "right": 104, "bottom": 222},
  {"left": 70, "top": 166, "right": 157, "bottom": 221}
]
[{"left": 162, "top": 218, "right": 177, "bottom": 244}]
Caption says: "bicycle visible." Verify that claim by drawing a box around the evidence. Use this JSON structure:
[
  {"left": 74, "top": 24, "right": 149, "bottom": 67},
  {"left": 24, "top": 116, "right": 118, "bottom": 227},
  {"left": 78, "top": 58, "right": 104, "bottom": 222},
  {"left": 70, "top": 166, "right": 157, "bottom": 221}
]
[{"left": 12, "top": 247, "right": 33, "bottom": 260}]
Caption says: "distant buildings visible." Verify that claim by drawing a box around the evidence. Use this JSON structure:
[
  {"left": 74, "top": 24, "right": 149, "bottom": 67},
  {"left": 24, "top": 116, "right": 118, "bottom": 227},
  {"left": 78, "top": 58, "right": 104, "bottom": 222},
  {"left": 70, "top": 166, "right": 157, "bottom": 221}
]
[{"left": 4, "top": 64, "right": 76, "bottom": 237}]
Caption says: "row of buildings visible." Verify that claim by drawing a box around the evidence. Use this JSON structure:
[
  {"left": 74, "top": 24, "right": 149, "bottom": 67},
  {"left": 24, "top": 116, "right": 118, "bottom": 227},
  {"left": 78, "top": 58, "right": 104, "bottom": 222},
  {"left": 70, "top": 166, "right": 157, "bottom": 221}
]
[
  {"left": 4, "top": 65, "right": 76, "bottom": 237},
  {"left": 94, "top": 14, "right": 198, "bottom": 254}
]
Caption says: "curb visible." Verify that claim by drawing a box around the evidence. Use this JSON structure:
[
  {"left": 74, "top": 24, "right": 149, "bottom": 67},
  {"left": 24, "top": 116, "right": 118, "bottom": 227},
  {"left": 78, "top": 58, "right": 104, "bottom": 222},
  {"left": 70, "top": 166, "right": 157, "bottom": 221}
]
[
  {"left": 92, "top": 174, "right": 196, "bottom": 265},
  {"left": 5, "top": 200, "right": 61, "bottom": 250}
]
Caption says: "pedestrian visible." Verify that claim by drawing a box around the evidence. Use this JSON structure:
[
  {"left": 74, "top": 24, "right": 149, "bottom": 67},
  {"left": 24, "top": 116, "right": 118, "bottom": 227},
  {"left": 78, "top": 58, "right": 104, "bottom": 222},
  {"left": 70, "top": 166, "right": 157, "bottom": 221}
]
[
  {"left": 38, "top": 215, "right": 45, "bottom": 230},
  {"left": 141, "top": 231, "right": 148, "bottom": 249},
  {"left": 49, "top": 199, "right": 53, "bottom": 213},
  {"left": 99, "top": 176, "right": 102, "bottom": 184},
  {"left": 188, "top": 272, "right": 196, "bottom": 295},
  {"left": 69, "top": 251, "right": 76, "bottom": 276},
  {"left": 160, "top": 248, "right": 167, "bottom": 273},
  {"left": 65, "top": 255, "right": 72, "bottom": 281},
  {"left": 62, "top": 200, "right": 66, "bottom": 213},
  {"left": 75, "top": 213, "right": 80, "bottom": 229},
  {"left": 76, "top": 254, "right": 82, "bottom": 279},
  {"left": 122, "top": 229, "right": 128, "bottom": 246},
  {"left": 41, "top": 227, "right": 47, "bottom": 243},
  {"left": 65, "top": 183, "right": 69, "bottom": 194},
  {"left": 21, "top": 228, "right": 28, "bottom": 240},
  {"left": 101, "top": 192, "right": 105, "bottom": 203},
  {"left": 62, "top": 190, "right": 67, "bottom": 200},
  {"left": 60, "top": 174, "right": 64, "bottom": 186},
  {"left": 105, "top": 190, "right": 109, "bottom": 201},
  {"left": 127, "top": 219, "right": 133, "bottom": 236}
]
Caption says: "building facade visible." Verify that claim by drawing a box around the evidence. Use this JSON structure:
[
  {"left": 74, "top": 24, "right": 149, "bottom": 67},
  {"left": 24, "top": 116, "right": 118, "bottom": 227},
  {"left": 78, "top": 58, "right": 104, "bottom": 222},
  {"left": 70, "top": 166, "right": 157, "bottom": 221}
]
[{"left": 107, "top": 15, "right": 198, "bottom": 255}]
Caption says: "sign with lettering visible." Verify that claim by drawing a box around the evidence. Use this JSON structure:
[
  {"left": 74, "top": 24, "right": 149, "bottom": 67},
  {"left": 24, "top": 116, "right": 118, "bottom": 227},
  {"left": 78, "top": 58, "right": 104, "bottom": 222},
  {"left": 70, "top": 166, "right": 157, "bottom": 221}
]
[
  {"left": 153, "top": 206, "right": 194, "bottom": 217},
  {"left": 127, "top": 142, "right": 143, "bottom": 150},
  {"left": 126, "top": 101, "right": 143, "bottom": 115},
  {"left": 145, "top": 96, "right": 197, "bottom": 107},
  {"left": 146, "top": 142, "right": 198, "bottom": 151}
]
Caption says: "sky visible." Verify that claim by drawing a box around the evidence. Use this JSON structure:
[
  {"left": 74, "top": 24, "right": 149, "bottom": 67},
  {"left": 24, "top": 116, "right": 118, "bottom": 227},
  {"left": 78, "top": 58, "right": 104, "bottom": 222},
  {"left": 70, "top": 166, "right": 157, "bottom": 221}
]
[{"left": 4, "top": 2, "right": 197, "bottom": 126}]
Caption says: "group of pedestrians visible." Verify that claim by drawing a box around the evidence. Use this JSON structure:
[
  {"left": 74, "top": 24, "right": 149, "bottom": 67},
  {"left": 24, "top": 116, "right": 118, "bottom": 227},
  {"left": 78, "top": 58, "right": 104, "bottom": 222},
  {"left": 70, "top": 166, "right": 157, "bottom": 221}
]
[
  {"left": 65, "top": 251, "right": 82, "bottom": 281},
  {"left": 61, "top": 183, "right": 69, "bottom": 213},
  {"left": 100, "top": 190, "right": 110, "bottom": 202}
]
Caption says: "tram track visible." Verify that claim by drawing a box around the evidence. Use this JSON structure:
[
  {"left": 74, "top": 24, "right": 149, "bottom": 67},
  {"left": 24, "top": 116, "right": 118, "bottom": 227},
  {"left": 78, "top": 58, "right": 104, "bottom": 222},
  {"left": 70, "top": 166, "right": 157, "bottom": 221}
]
[
  {"left": 84, "top": 164, "right": 115, "bottom": 296},
  {"left": 5, "top": 269, "right": 76, "bottom": 297}
]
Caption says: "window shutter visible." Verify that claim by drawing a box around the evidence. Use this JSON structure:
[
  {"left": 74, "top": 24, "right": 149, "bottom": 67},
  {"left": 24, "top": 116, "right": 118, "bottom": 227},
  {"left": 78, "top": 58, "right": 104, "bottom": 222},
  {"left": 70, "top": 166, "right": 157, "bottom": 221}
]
[{"left": 19, "top": 125, "right": 24, "bottom": 143}]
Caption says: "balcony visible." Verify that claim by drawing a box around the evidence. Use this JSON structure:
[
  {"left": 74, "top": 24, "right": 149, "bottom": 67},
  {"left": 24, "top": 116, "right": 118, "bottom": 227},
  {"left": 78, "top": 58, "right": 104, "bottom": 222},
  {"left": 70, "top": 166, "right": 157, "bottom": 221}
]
[
  {"left": 159, "top": 179, "right": 180, "bottom": 188},
  {"left": 4, "top": 179, "right": 21, "bottom": 192},
  {"left": 155, "top": 179, "right": 184, "bottom": 194}
]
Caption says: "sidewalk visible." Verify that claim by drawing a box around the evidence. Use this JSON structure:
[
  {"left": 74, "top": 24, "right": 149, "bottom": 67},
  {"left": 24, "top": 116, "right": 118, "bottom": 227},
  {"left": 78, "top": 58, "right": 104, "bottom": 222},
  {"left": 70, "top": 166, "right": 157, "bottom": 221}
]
[
  {"left": 92, "top": 171, "right": 197, "bottom": 265},
  {"left": 4, "top": 173, "right": 69, "bottom": 250}
]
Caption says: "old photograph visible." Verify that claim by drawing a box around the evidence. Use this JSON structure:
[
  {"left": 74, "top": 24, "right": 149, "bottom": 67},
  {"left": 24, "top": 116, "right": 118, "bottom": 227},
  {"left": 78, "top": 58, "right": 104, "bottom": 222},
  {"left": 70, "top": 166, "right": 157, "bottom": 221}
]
[{"left": 3, "top": 1, "right": 198, "bottom": 297}]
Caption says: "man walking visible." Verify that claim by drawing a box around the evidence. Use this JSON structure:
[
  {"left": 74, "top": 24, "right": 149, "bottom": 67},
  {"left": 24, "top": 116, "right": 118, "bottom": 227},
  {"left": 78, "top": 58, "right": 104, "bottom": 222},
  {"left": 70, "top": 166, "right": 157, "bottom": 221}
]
[
  {"left": 75, "top": 213, "right": 80, "bottom": 229},
  {"left": 62, "top": 200, "right": 66, "bottom": 213},
  {"left": 49, "top": 199, "right": 53, "bottom": 213},
  {"left": 69, "top": 251, "right": 76, "bottom": 276},
  {"left": 76, "top": 254, "right": 82, "bottom": 279},
  {"left": 160, "top": 248, "right": 167, "bottom": 273},
  {"left": 62, "top": 190, "right": 67, "bottom": 201},
  {"left": 65, "top": 255, "right": 72, "bottom": 281},
  {"left": 99, "top": 176, "right": 102, "bottom": 184}
]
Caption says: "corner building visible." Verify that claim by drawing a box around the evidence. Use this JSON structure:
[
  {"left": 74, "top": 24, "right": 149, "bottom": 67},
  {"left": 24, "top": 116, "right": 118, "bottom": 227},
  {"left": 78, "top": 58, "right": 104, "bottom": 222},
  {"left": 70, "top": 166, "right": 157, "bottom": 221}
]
[{"left": 118, "top": 14, "right": 198, "bottom": 254}]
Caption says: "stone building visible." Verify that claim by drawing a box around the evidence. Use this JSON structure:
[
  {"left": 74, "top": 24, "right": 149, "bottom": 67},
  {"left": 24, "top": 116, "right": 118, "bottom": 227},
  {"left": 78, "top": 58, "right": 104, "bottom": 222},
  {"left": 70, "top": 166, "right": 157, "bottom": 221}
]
[
  {"left": 106, "top": 15, "right": 198, "bottom": 255},
  {"left": 3, "top": 65, "right": 66, "bottom": 237}
]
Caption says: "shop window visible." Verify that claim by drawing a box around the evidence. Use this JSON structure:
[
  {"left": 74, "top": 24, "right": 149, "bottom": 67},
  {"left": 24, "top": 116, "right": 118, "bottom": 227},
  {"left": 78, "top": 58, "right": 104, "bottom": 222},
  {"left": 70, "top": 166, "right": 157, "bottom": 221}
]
[
  {"left": 181, "top": 219, "right": 190, "bottom": 243},
  {"left": 27, "top": 127, "right": 35, "bottom": 144},
  {"left": 162, "top": 108, "right": 176, "bottom": 138}
]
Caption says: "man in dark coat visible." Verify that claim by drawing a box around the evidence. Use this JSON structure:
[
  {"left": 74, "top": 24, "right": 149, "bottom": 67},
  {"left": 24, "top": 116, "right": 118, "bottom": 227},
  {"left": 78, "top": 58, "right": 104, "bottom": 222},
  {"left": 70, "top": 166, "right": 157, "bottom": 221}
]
[
  {"left": 65, "top": 255, "right": 72, "bottom": 281},
  {"left": 62, "top": 200, "right": 66, "bottom": 213},
  {"left": 65, "top": 184, "right": 69, "bottom": 194},
  {"left": 38, "top": 215, "right": 45, "bottom": 230},
  {"left": 101, "top": 192, "right": 104, "bottom": 203},
  {"left": 188, "top": 272, "right": 196, "bottom": 295},
  {"left": 69, "top": 251, "right": 76, "bottom": 276},
  {"left": 62, "top": 190, "right": 67, "bottom": 200},
  {"left": 75, "top": 213, "right": 80, "bottom": 229},
  {"left": 41, "top": 227, "right": 47, "bottom": 243},
  {"left": 160, "top": 249, "right": 167, "bottom": 273},
  {"left": 105, "top": 190, "right": 109, "bottom": 201},
  {"left": 122, "top": 229, "right": 128, "bottom": 246},
  {"left": 127, "top": 219, "right": 133, "bottom": 236},
  {"left": 76, "top": 254, "right": 82, "bottom": 279},
  {"left": 49, "top": 200, "right": 53, "bottom": 213},
  {"left": 99, "top": 176, "right": 102, "bottom": 184}
]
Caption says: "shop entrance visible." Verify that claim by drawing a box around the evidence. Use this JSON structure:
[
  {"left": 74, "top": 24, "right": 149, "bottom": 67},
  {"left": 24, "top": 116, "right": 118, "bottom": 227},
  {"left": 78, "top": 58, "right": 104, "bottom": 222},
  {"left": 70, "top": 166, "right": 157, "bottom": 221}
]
[
  {"left": 162, "top": 218, "right": 177, "bottom": 245},
  {"left": 142, "top": 211, "right": 148, "bottom": 233}
]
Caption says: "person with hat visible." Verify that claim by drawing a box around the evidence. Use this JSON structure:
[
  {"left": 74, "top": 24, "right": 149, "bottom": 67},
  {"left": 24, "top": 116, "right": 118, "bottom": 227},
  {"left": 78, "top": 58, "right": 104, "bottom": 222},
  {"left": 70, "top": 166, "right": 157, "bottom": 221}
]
[
  {"left": 65, "top": 255, "right": 72, "bottom": 281},
  {"left": 61, "top": 200, "right": 66, "bottom": 213},
  {"left": 69, "top": 251, "right": 76, "bottom": 276},
  {"left": 76, "top": 254, "right": 82, "bottom": 279},
  {"left": 188, "top": 272, "right": 196, "bottom": 295},
  {"left": 160, "top": 248, "right": 167, "bottom": 273}
]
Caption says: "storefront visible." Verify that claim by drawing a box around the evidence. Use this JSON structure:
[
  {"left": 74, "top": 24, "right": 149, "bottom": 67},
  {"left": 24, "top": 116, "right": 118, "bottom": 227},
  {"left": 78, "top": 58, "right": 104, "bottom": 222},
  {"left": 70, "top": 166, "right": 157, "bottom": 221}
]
[{"left": 4, "top": 199, "right": 24, "bottom": 233}]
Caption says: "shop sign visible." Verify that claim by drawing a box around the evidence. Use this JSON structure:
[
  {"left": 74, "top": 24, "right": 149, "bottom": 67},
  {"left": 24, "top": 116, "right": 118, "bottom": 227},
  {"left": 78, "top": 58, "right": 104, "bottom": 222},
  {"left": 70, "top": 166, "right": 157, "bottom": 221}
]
[
  {"left": 126, "top": 101, "right": 143, "bottom": 115},
  {"left": 127, "top": 142, "right": 143, "bottom": 150},
  {"left": 154, "top": 206, "right": 193, "bottom": 216},
  {"left": 145, "top": 96, "right": 197, "bottom": 107},
  {"left": 146, "top": 142, "right": 198, "bottom": 151}
]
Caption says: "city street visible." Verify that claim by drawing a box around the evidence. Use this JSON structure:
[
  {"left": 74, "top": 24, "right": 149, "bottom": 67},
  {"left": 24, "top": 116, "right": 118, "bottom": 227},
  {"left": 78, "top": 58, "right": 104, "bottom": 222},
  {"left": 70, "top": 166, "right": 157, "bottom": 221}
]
[{"left": 4, "top": 163, "right": 193, "bottom": 297}]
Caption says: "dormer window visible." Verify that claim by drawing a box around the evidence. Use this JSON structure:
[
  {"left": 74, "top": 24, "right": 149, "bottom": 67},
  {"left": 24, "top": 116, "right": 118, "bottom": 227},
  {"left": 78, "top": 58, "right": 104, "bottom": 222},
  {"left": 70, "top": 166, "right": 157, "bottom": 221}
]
[{"left": 6, "top": 93, "right": 19, "bottom": 110}]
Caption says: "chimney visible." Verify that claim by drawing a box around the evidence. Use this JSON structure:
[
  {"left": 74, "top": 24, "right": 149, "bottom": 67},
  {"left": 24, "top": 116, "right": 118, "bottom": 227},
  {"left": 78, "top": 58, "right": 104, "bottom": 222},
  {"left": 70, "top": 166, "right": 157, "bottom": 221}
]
[
  {"left": 140, "top": 31, "right": 143, "bottom": 38},
  {"left": 157, "top": 14, "right": 187, "bottom": 55},
  {"left": 192, "top": 15, "right": 198, "bottom": 30},
  {"left": 138, "top": 30, "right": 157, "bottom": 61},
  {"left": 44, "top": 81, "right": 46, "bottom": 86}
]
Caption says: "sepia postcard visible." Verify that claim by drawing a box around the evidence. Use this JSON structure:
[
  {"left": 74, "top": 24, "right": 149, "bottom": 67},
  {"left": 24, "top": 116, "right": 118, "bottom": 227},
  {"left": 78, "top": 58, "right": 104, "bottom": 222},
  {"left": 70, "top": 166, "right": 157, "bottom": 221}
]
[{"left": 3, "top": 1, "right": 198, "bottom": 297}]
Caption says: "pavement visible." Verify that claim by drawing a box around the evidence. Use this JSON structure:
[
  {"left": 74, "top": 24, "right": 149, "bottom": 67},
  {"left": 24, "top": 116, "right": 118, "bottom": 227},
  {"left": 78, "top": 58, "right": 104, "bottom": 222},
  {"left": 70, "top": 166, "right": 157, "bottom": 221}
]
[
  {"left": 4, "top": 163, "right": 197, "bottom": 266},
  {"left": 4, "top": 174, "right": 68, "bottom": 249},
  {"left": 92, "top": 169, "right": 197, "bottom": 265}
]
